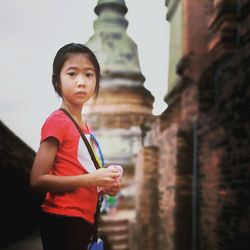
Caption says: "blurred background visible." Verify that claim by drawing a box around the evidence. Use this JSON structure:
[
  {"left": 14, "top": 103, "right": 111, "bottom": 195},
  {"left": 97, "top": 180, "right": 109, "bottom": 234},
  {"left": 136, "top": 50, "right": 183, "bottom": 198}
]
[
  {"left": 0, "top": 0, "right": 249, "bottom": 250},
  {"left": 0, "top": 0, "right": 169, "bottom": 151}
]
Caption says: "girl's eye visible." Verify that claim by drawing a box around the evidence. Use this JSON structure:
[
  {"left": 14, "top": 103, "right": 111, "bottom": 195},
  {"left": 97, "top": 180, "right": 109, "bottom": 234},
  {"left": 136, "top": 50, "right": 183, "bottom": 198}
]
[
  {"left": 68, "top": 72, "right": 76, "bottom": 77},
  {"left": 86, "top": 72, "right": 95, "bottom": 78}
]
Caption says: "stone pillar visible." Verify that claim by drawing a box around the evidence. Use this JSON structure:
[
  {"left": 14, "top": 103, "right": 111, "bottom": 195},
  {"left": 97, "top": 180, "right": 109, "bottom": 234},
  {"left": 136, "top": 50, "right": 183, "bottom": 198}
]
[{"left": 135, "top": 146, "right": 159, "bottom": 250}]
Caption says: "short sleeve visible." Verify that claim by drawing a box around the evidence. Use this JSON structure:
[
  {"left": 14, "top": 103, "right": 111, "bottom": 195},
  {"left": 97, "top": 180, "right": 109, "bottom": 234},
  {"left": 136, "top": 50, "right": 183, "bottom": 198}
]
[{"left": 41, "top": 113, "right": 67, "bottom": 145}]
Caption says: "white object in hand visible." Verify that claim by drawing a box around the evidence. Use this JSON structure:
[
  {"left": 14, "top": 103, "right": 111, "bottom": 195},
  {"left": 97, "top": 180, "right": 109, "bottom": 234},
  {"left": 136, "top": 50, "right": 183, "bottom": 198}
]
[
  {"left": 97, "top": 165, "right": 123, "bottom": 192},
  {"left": 109, "top": 164, "right": 123, "bottom": 180}
]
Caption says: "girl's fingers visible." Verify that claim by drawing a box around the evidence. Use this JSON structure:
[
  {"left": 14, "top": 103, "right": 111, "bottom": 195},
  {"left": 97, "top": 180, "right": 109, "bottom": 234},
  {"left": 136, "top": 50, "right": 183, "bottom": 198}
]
[
  {"left": 102, "top": 186, "right": 120, "bottom": 195},
  {"left": 112, "top": 173, "right": 120, "bottom": 178},
  {"left": 94, "top": 168, "right": 120, "bottom": 187},
  {"left": 110, "top": 170, "right": 119, "bottom": 175}
]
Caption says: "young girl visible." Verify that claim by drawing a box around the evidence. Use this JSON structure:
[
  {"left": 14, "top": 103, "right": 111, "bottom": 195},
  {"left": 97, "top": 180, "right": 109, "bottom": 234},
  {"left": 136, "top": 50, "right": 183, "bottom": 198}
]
[{"left": 30, "top": 43, "right": 120, "bottom": 250}]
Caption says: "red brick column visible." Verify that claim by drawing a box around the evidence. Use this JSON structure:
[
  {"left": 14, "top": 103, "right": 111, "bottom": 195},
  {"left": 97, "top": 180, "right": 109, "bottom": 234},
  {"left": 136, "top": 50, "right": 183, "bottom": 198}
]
[
  {"left": 156, "top": 124, "right": 179, "bottom": 250},
  {"left": 135, "top": 146, "right": 159, "bottom": 250},
  {"left": 183, "top": 0, "right": 213, "bottom": 54}
]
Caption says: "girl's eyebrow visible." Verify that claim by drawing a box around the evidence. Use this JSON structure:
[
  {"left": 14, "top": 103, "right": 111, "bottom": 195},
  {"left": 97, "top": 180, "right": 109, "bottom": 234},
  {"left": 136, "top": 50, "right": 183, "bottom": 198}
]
[
  {"left": 65, "top": 66, "right": 78, "bottom": 71},
  {"left": 65, "top": 66, "right": 95, "bottom": 71},
  {"left": 83, "top": 67, "right": 95, "bottom": 71}
]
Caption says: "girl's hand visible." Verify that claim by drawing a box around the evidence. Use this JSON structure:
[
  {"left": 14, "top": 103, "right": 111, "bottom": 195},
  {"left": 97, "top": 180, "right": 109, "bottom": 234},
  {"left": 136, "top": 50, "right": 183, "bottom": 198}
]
[
  {"left": 101, "top": 184, "right": 120, "bottom": 196},
  {"left": 90, "top": 168, "right": 120, "bottom": 188}
]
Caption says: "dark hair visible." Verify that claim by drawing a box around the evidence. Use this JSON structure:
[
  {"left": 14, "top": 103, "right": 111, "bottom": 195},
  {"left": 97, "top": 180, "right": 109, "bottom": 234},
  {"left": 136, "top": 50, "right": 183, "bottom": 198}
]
[{"left": 52, "top": 43, "right": 100, "bottom": 97}]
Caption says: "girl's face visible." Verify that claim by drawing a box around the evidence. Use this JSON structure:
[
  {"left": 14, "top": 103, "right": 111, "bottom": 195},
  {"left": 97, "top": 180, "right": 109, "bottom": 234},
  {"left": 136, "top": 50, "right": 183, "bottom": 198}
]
[{"left": 59, "top": 53, "right": 96, "bottom": 107}]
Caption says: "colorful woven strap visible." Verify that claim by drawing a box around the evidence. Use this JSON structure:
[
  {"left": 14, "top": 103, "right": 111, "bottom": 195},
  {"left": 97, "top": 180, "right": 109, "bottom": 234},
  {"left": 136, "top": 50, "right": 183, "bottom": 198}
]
[{"left": 89, "top": 133, "right": 105, "bottom": 168}]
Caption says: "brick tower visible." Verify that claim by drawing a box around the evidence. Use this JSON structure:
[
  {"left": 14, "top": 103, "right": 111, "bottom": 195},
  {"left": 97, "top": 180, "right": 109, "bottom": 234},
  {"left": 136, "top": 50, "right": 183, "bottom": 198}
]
[{"left": 84, "top": 0, "right": 154, "bottom": 208}]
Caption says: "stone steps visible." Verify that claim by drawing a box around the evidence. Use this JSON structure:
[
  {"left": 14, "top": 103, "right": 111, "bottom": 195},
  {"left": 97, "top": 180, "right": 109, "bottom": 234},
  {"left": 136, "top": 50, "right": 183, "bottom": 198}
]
[{"left": 98, "top": 210, "right": 135, "bottom": 250}]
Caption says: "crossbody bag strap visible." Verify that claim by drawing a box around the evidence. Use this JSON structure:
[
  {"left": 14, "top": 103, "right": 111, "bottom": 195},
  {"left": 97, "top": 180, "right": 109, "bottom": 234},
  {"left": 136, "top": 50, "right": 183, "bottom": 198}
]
[
  {"left": 59, "top": 108, "right": 102, "bottom": 242},
  {"left": 59, "top": 108, "right": 101, "bottom": 169}
]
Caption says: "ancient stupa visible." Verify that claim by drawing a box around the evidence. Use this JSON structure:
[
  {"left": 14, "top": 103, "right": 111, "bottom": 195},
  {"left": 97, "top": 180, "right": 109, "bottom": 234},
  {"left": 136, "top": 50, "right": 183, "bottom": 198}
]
[{"left": 85, "top": 0, "right": 154, "bottom": 203}]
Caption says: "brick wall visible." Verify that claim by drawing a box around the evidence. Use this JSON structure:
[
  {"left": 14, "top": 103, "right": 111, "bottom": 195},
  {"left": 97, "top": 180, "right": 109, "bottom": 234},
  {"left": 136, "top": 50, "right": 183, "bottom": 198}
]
[
  {"left": 155, "top": 124, "right": 178, "bottom": 250},
  {"left": 135, "top": 146, "right": 159, "bottom": 250},
  {"left": 183, "top": 0, "right": 212, "bottom": 55},
  {"left": 195, "top": 1, "right": 250, "bottom": 248},
  {"left": 151, "top": 77, "right": 198, "bottom": 250},
  {"left": 155, "top": 47, "right": 250, "bottom": 250},
  {"left": 134, "top": 1, "right": 250, "bottom": 250},
  {"left": 197, "top": 44, "right": 250, "bottom": 250}
]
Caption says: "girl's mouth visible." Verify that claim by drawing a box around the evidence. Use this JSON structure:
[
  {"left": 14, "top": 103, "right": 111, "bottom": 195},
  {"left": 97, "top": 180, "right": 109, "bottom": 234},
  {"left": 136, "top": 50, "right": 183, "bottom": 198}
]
[{"left": 76, "top": 91, "right": 87, "bottom": 95}]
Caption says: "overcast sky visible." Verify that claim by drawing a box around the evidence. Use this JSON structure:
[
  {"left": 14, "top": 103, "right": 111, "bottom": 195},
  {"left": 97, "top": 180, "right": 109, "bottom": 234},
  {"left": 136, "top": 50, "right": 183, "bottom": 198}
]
[{"left": 0, "top": 0, "right": 169, "bottom": 151}]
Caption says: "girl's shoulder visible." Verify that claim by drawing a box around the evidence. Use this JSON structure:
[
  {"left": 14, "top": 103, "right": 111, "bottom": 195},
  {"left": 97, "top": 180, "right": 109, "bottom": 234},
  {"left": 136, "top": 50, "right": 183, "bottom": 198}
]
[
  {"left": 45, "top": 109, "right": 70, "bottom": 123},
  {"left": 41, "top": 109, "right": 71, "bottom": 144},
  {"left": 42, "top": 109, "right": 71, "bottom": 130}
]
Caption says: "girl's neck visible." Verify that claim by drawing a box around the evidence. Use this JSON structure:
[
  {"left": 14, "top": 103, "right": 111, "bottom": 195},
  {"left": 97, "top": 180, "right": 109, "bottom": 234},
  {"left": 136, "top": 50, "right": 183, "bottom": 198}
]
[
  {"left": 61, "top": 101, "right": 81, "bottom": 117},
  {"left": 61, "top": 102, "right": 87, "bottom": 129}
]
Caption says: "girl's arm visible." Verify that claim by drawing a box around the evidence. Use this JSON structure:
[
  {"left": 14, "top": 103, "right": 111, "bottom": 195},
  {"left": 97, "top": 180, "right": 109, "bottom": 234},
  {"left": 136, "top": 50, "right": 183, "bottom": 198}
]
[{"left": 30, "top": 138, "right": 119, "bottom": 193}]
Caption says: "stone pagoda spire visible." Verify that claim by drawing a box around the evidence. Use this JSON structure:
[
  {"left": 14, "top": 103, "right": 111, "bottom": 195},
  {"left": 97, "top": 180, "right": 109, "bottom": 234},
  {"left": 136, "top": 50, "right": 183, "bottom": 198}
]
[
  {"left": 86, "top": 0, "right": 145, "bottom": 83},
  {"left": 85, "top": 0, "right": 154, "bottom": 173}
]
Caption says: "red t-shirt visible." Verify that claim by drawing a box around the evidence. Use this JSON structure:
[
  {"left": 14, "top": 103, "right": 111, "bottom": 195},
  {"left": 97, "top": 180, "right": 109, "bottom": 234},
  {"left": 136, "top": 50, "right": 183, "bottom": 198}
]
[{"left": 40, "top": 109, "right": 99, "bottom": 224}]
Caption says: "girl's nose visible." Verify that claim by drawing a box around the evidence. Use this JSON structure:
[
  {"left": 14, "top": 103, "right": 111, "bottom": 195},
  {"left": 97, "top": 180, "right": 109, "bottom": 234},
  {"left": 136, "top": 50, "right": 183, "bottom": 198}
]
[{"left": 77, "top": 76, "right": 86, "bottom": 87}]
